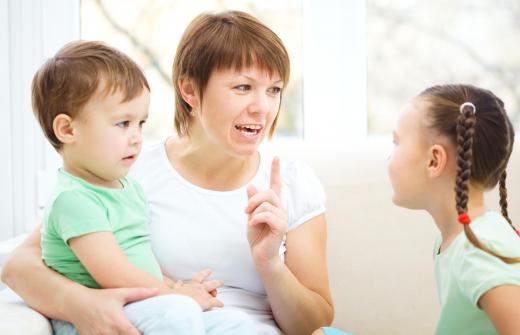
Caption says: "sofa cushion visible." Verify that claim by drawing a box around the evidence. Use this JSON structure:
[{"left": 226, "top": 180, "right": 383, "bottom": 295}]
[{"left": 0, "top": 288, "right": 52, "bottom": 335}]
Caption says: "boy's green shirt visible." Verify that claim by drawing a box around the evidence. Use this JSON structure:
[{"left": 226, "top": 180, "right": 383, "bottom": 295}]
[{"left": 41, "top": 169, "right": 162, "bottom": 288}]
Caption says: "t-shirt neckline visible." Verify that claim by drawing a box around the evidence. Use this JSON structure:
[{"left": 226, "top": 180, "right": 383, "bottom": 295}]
[{"left": 158, "top": 136, "right": 267, "bottom": 196}]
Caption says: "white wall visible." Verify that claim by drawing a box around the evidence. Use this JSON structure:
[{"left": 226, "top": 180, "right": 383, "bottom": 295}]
[
  {"left": 0, "top": 0, "right": 79, "bottom": 241},
  {"left": 284, "top": 143, "right": 520, "bottom": 334}
]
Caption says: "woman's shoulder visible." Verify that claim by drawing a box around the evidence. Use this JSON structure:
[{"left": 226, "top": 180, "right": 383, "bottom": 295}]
[{"left": 259, "top": 154, "right": 322, "bottom": 188}]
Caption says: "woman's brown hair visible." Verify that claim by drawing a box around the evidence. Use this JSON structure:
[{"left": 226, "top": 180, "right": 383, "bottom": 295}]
[
  {"left": 172, "top": 10, "right": 290, "bottom": 137},
  {"left": 419, "top": 84, "right": 519, "bottom": 264}
]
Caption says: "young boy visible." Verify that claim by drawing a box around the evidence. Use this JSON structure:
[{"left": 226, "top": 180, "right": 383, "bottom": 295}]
[{"left": 33, "top": 40, "right": 251, "bottom": 335}]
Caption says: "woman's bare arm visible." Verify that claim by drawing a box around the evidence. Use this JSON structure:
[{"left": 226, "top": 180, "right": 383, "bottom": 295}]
[
  {"left": 2, "top": 225, "right": 80, "bottom": 319},
  {"left": 256, "top": 214, "right": 334, "bottom": 335},
  {"left": 1, "top": 225, "right": 157, "bottom": 335}
]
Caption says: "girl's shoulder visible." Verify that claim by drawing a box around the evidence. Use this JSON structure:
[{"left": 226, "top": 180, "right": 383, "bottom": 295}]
[
  {"left": 469, "top": 211, "right": 520, "bottom": 257},
  {"left": 453, "top": 211, "right": 520, "bottom": 307}
]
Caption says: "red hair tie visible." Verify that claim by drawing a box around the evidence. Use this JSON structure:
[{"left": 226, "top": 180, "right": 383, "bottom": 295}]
[{"left": 458, "top": 213, "right": 471, "bottom": 225}]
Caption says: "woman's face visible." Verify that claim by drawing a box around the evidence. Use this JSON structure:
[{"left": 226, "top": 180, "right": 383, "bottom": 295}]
[{"left": 192, "top": 66, "right": 283, "bottom": 157}]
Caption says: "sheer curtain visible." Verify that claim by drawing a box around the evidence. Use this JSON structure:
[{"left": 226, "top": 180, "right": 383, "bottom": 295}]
[{"left": 0, "top": 0, "right": 79, "bottom": 241}]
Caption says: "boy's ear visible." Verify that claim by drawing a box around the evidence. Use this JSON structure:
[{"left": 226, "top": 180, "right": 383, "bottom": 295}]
[
  {"left": 178, "top": 78, "right": 200, "bottom": 110},
  {"left": 53, "top": 114, "right": 76, "bottom": 145},
  {"left": 427, "top": 144, "right": 448, "bottom": 178}
]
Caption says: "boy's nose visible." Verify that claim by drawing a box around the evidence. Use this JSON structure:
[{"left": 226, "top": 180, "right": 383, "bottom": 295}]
[{"left": 129, "top": 128, "right": 142, "bottom": 145}]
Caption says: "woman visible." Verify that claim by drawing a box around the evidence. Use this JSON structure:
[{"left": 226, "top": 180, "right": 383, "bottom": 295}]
[{"left": 2, "top": 11, "right": 333, "bottom": 335}]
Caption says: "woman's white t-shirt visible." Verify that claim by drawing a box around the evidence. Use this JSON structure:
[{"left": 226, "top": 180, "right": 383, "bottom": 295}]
[{"left": 130, "top": 139, "right": 326, "bottom": 334}]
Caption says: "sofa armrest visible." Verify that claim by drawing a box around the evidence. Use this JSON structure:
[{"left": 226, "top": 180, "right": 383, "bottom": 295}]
[{"left": 0, "top": 287, "right": 52, "bottom": 335}]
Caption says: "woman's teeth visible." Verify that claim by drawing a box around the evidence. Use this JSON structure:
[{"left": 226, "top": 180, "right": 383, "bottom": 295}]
[{"left": 235, "top": 124, "right": 262, "bottom": 134}]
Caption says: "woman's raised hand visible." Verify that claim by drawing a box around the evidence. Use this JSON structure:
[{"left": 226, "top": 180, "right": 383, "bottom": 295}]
[{"left": 245, "top": 157, "right": 289, "bottom": 267}]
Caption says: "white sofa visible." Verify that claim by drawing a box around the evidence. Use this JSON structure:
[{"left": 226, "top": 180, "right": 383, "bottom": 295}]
[{"left": 1, "top": 145, "right": 519, "bottom": 335}]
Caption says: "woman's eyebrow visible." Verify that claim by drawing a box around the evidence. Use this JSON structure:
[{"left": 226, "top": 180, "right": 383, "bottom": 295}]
[{"left": 237, "top": 74, "right": 282, "bottom": 84}]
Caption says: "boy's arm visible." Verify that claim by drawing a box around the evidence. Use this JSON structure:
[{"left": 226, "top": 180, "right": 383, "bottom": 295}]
[
  {"left": 68, "top": 232, "right": 225, "bottom": 309},
  {"left": 480, "top": 284, "right": 520, "bottom": 335},
  {"left": 163, "top": 274, "right": 177, "bottom": 288},
  {"left": 68, "top": 232, "right": 172, "bottom": 294}
]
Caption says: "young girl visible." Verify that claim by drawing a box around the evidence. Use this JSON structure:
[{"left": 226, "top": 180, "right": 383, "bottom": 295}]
[
  {"left": 313, "top": 84, "right": 520, "bottom": 335},
  {"left": 387, "top": 84, "right": 520, "bottom": 334}
]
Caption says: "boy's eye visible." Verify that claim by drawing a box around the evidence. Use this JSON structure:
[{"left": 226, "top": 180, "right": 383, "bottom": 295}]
[
  {"left": 268, "top": 86, "right": 282, "bottom": 95},
  {"left": 116, "top": 121, "right": 130, "bottom": 128},
  {"left": 139, "top": 120, "right": 146, "bottom": 128},
  {"left": 234, "top": 84, "right": 251, "bottom": 92}
]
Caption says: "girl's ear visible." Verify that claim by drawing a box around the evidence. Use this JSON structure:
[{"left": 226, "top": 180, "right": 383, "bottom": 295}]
[
  {"left": 178, "top": 78, "right": 200, "bottom": 110},
  {"left": 53, "top": 114, "right": 76, "bottom": 145},
  {"left": 427, "top": 144, "right": 449, "bottom": 178}
]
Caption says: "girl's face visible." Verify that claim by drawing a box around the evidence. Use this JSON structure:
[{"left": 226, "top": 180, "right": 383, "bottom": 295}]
[
  {"left": 387, "top": 100, "right": 432, "bottom": 209},
  {"left": 191, "top": 66, "right": 283, "bottom": 157}
]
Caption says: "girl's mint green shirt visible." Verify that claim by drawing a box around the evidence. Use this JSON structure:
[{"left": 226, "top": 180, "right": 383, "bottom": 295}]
[
  {"left": 41, "top": 169, "right": 162, "bottom": 288},
  {"left": 434, "top": 211, "right": 520, "bottom": 335}
]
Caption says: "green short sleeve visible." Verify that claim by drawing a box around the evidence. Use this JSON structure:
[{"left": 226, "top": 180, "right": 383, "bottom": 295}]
[
  {"left": 458, "top": 238, "right": 520, "bottom": 307},
  {"left": 49, "top": 190, "right": 112, "bottom": 243}
]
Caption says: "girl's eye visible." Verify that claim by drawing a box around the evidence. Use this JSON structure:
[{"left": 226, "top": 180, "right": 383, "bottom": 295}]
[
  {"left": 116, "top": 121, "right": 130, "bottom": 128},
  {"left": 268, "top": 86, "right": 282, "bottom": 95},
  {"left": 234, "top": 84, "right": 251, "bottom": 92}
]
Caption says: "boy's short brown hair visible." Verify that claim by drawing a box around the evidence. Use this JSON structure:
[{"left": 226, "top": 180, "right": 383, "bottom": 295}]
[
  {"left": 31, "top": 40, "right": 150, "bottom": 151},
  {"left": 172, "top": 11, "right": 290, "bottom": 137}
]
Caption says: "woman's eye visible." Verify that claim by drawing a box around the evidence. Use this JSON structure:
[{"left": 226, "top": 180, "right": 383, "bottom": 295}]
[
  {"left": 116, "top": 121, "right": 130, "bottom": 128},
  {"left": 235, "top": 84, "right": 251, "bottom": 92},
  {"left": 268, "top": 86, "right": 282, "bottom": 95}
]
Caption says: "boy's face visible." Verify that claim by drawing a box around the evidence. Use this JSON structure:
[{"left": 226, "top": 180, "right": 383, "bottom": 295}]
[{"left": 65, "top": 87, "right": 149, "bottom": 188}]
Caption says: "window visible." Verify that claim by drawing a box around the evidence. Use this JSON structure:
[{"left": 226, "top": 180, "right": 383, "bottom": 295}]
[
  {"left": 81, "top": 0, "right": 304, "bottom": 140},
  {"left": 367, "top": 0, "right": 520, "bottom": 134},
  {"left": 1, "top": 0, "right": 80, "bottom": 241}
]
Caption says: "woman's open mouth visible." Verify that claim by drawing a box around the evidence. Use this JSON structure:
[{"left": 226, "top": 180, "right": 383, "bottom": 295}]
[{"left": 235, "top": 124, "right": 263, "bottom": 137}]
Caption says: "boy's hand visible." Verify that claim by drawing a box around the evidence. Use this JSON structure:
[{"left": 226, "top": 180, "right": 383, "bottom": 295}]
[{"left": 172, "top": 269, "right": 224, "bottom": 311}]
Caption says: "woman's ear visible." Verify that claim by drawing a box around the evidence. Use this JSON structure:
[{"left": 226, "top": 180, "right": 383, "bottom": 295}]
[
  {"left": 53, "top": 114, "right": 76, "bottom": 145},
  {"left": 427, "top": 144, "right": 449, "bottom": 178},
  {"left": 178, "top": 78, "right": 200, "bottom": 110}
]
